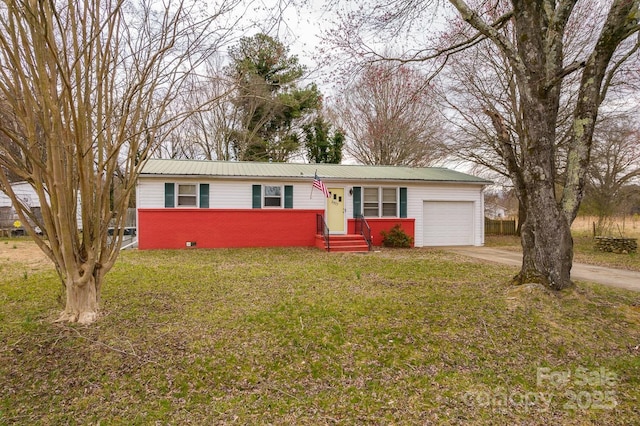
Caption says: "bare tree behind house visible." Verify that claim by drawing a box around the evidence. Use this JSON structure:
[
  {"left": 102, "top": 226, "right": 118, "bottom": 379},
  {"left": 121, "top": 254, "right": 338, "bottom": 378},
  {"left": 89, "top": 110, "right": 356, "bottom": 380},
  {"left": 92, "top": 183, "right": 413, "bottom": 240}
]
[{"left": 330, "top": 62, "right": 444, "bottom": 167}]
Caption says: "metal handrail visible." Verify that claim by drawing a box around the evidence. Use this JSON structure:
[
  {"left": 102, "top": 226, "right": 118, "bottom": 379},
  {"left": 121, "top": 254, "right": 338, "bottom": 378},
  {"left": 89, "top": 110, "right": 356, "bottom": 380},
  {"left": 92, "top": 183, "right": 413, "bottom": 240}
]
[
  {"left": 355, "top": 214, "right": 372, "bottom": 251},
  {"left": 316, "top": 213, "right": 330, "bottom": 252}
]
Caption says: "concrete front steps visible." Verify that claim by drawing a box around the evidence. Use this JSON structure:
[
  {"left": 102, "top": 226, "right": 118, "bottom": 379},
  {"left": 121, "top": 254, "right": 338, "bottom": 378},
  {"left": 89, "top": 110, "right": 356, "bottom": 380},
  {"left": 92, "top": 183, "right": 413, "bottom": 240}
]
[{"left": 315, "top": 234, "right": 370, "bottom": 252}]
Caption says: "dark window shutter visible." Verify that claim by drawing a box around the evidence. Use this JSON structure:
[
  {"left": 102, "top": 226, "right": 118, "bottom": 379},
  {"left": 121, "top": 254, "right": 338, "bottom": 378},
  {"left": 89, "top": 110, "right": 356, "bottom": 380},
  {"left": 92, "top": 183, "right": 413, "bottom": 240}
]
[
  {"left": 284, "top": 185, "right": 293, "bottom": 209},
  {"left": 400, "top": 187, "right": 407, "bottom": 218},
  {"left": 164, "top": 183, "right": 175, "bottom": 208},
  {"left": 199, "top": 184, "right": 209, "bottom": 208},
  {"left": 252, "top": 185, "right": 261, "bottom": 208},
  {"left": 352, "top": 186, "right": 361, "bottom": 218}
]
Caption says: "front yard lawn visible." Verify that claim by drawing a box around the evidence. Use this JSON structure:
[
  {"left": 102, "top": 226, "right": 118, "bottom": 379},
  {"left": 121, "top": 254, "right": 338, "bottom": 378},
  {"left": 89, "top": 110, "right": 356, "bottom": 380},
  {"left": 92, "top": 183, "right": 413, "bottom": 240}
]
[{"left": 1, "top": 246, "right": 639, "bottom": 424}]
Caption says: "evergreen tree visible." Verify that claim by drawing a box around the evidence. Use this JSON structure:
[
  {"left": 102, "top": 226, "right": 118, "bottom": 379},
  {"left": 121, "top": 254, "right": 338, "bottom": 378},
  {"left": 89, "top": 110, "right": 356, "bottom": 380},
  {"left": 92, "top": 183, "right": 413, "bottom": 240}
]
[
  {"left": 228, "top": 34, "right": 321, "bottom": 162},
  {"left": 303, "top": 116, "right": 344, "bottom": 164}
]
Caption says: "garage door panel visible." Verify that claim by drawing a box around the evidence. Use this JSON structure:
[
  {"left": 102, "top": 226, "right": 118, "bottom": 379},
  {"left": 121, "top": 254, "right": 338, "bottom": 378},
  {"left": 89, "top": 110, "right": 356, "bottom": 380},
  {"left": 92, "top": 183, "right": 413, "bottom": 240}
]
[{"left": 423, "top": 201, "right": 474, "bottom": 246}]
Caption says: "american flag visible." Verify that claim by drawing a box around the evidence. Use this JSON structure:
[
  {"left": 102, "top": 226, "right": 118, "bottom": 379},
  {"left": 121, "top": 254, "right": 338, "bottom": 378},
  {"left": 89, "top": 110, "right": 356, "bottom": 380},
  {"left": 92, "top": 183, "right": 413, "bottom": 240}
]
[{"left": 313, "top": 172, "right": 330, "bottom": 198}]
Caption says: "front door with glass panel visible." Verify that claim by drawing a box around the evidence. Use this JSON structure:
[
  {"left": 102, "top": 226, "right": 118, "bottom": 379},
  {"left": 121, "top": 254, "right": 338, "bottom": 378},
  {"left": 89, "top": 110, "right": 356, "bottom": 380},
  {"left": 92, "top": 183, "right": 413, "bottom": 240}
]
[{"left": 327, "top": 188, "right": 345, "bottom": 233}]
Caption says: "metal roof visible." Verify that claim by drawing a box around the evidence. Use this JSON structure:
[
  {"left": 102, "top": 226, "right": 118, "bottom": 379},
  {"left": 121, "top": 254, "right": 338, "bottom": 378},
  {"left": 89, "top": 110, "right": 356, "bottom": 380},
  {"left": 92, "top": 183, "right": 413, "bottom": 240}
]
[{"left": 140, "top": 159, "right": 492, "bottom": 184}]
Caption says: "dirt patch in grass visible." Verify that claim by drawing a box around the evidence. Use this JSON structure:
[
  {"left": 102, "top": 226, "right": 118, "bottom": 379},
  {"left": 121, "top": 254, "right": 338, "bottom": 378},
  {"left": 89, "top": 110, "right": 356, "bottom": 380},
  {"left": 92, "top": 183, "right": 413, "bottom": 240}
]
[
  {"left": 0, "top": 238, "right": 52, "bottom": 279},
  {"left": 0, "top": 238, "right": 49, "bottom": 264}
]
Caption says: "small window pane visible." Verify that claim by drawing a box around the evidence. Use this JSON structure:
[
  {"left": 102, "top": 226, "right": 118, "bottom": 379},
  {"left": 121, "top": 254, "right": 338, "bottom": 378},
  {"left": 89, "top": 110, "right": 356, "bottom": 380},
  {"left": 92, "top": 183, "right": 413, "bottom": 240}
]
[
  {"left": 382, "top": 188, "right": 397, "bottom": 202},
  {"left": 363, "top": 188, "right": 378, "bottom": 202},
  {"left": 179, "top": 185, "right": 196, "bottom": 195},
  {"left": 363, "top": 187, "right": 379, "bottom": 217},
  {"left": 382, "top": 203, "right": 397, "bottom": 216},
  {"left": 264, "top": 197, "right": 281, "bottom": 207},
  {"left": 264, "top": 186, "right": 281, "bottom": 197},
  {"left": 363, "top": 206, "right": 379, "bottom": 216}
]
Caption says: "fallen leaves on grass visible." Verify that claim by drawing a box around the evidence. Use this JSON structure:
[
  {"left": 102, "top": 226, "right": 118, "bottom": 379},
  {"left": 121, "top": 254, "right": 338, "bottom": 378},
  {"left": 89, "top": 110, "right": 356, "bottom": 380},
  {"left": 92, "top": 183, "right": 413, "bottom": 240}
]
[{"left": 1, "top": 247, "right": 639, "bottom": 424}]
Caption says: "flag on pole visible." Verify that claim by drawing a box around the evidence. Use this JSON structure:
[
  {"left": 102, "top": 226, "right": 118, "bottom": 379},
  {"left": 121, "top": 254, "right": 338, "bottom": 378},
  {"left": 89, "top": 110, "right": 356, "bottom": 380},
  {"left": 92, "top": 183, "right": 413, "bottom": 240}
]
[{"left": 313, "top": 172, "right": 330, "bottom": 198}]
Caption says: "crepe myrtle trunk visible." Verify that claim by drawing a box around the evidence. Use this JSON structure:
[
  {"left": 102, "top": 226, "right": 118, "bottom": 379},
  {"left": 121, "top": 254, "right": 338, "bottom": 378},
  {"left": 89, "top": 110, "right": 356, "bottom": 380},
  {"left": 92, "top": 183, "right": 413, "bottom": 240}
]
[
  {"left": 59, "top": 276, "right": 99, "bottom": 325},
  {"left": 56, "top": 263, "right": 105, "bottom": 325}
]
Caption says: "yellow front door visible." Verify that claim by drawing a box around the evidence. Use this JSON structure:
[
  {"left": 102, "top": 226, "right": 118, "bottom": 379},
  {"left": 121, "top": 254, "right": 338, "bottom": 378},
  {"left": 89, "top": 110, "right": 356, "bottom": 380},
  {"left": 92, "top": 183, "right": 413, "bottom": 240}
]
[{"left": 327, "top": 188, "right": 345, "bottom": 233}]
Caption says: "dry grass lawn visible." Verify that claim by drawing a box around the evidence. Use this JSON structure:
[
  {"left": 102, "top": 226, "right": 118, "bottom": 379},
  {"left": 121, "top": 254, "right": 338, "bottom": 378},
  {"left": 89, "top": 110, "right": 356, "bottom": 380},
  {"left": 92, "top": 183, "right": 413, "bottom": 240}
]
[{"left": 1, "top": 236, "right": 639, "bottom": 424}]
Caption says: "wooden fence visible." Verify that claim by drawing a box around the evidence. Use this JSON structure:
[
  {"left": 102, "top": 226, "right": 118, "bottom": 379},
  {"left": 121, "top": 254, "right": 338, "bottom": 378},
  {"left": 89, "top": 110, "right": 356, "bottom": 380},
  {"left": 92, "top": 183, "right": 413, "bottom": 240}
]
[{"left": 485, "top": 218, "right": 517, "bottom": 235}]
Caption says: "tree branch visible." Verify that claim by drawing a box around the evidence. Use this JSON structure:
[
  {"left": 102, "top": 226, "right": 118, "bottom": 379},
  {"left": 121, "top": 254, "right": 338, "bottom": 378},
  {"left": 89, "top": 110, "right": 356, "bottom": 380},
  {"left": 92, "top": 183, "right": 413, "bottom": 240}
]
[{"left": 545, "top": 60, "right": 586, "bottom": 90}]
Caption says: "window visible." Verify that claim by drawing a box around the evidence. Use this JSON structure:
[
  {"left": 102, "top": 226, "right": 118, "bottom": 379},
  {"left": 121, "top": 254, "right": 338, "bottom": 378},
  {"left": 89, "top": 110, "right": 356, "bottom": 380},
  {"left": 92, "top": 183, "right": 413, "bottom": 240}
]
[
  {"left": 253, "top": 185, "right": 293, "bottom": 208},
  {"left": 165, "top": 183, "right": 209, "bottom": 208},
  {"left": 362, "top": 187, "right": 398, "bottom": 217},
  {"left": 382, "top": 188, "right": 397, "bottom": 217},
  {"left": 177, "top": 184, "right": 197, "bottom": 206},
  {"left": 264, "top": 185, "right": 282, "bottom": 207},
  {"left": 363, "top": 187, "right": 379, "bottom": 217}
]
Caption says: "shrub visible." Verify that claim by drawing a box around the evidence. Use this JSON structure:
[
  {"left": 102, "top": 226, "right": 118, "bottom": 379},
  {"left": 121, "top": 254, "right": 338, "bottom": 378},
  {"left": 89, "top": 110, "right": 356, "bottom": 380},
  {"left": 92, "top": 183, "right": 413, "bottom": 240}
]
[{"left": 380, "top": 224, "right": 413, "bottom": 248}]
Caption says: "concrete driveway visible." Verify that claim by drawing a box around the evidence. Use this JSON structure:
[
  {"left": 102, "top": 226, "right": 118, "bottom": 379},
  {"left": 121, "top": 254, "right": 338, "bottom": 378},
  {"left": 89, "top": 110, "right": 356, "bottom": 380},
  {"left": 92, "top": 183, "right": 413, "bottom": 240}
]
[{"left": 448, "top": 247, "right": 640, "bottom": 292}]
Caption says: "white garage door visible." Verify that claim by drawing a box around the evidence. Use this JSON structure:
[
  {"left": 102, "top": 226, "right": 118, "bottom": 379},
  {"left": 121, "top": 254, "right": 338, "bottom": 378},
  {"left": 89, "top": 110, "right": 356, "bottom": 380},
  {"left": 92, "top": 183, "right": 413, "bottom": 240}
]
[{"left": 423, "top": 201, "right": 474, "bottom": 246}]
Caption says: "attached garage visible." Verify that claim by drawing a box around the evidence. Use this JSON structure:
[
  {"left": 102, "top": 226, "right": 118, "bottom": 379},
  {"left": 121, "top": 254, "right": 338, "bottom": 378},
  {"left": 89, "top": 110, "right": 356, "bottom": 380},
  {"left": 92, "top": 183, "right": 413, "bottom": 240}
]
[{"left": 423, "top": 201, "right": 475, "bottom": 246}]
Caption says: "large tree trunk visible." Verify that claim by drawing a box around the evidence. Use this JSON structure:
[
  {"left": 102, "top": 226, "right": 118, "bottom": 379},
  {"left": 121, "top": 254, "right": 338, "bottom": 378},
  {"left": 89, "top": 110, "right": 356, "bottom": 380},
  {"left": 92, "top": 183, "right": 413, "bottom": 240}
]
[
  {"left": 508, "top": 1, "right": 571, "bottom": 290},
  {"left": 57, "top": 275, "right": 100, "bottom": 325},
  {"left": 511, "top": 116, "right": 575, "bottom": 290},
  {"left": 512, "top": 88, "right": 574, "bottom": 289},
  {"left": 514, "top": 192, "right": 573, "bottom": 290}
]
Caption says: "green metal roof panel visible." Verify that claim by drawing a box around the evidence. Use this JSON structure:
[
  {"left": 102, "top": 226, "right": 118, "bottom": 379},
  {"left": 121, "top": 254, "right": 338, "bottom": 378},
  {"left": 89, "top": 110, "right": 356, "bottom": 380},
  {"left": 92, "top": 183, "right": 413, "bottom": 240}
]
[{"left": 140, "top": 159, "right": 492, "bottom": 184}]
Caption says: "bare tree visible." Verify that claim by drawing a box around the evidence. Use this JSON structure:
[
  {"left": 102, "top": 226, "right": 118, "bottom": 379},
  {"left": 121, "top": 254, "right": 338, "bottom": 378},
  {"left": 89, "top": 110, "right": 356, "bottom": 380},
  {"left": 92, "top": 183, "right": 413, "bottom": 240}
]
[
  {"left": 0, "top": 0, "right": 242, "bottom": 324},
  {"left": 448, "top": 0, "right": 639, "bottom": 290},
  {"left": 327, "top": 0, "right": 640, "bottom": 290},
  {"left": 330, "top": 62, "right": 443, "bottom": 166},
  {"left": 155, "top": 58, "right": 239, "bottom": 161},
  {"left": 582, "top": 112, "right": 640, "bottom": 233},
  {"left": 435, "top": 2, "right": 597, "bottom": 236}
]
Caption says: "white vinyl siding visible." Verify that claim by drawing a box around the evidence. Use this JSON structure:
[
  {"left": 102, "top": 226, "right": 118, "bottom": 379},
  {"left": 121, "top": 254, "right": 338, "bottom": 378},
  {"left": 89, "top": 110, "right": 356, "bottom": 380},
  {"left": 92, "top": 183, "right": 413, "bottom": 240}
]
[
  {"left": 136, "top": 179, "right": 327, "bottom": 210},
  {"left": 136, "top": 180, "right": 166, "bottom": 208}
]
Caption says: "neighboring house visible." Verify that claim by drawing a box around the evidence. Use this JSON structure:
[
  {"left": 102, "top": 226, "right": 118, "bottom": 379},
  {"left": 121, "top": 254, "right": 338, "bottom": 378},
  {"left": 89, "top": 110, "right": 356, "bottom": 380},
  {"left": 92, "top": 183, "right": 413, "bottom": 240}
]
[
  {"left": 485, "top": 201, "right": 508, "bottom": 219},
  {"left": 136, "top": 159, "right": 492, "bottom": 250},
  {"left": 0, "top": 182, "right": 41, "bottom": 233},
  {"left": 0, "top": 181, "right": 39, "bottom": 208},
  {"left": 1, "top": 182, "right": 82, "bottom": 233}
]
